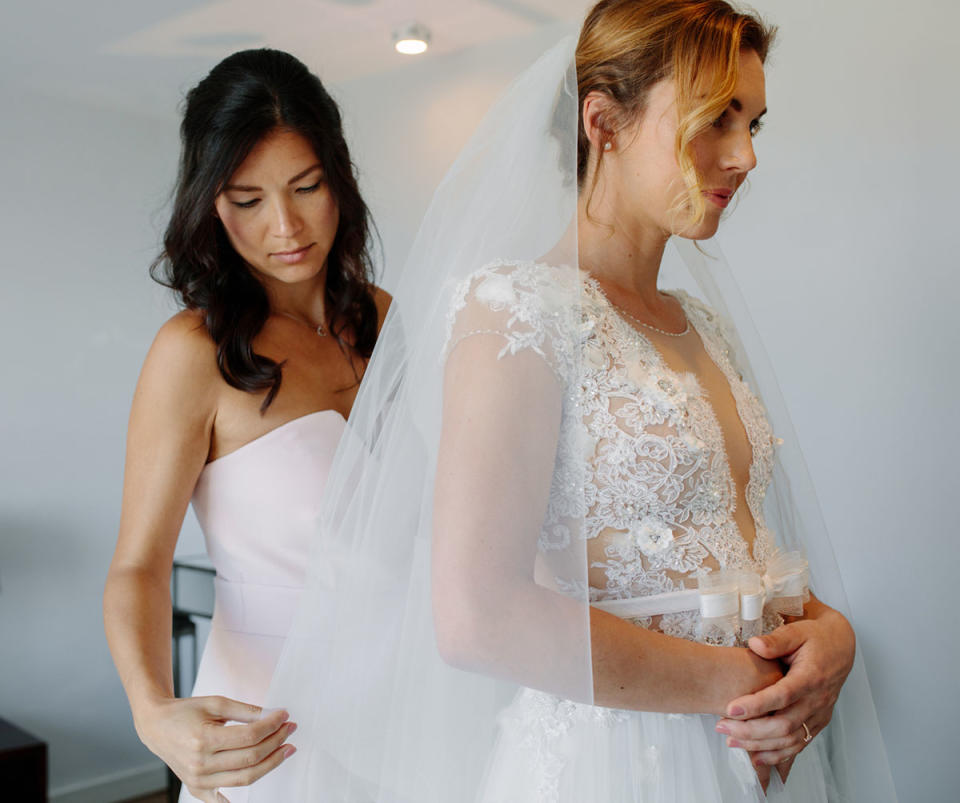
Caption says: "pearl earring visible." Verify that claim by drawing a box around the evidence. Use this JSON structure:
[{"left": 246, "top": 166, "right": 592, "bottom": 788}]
[{"left": 603, "top": 141, "right": 612, "bottom": 151}]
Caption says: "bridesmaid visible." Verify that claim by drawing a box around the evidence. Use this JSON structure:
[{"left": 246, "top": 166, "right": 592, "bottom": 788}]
[{"left": 103, "top": 49, "right": 389, "bottom": 803}]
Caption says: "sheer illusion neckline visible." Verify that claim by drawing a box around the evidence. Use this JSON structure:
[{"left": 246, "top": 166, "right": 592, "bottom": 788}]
[
  {"left": 585, "top": 277, "right": 766, "bottom": 564},
  {"left": 205, "top": 409, "right": 346, "bottom": 467}
]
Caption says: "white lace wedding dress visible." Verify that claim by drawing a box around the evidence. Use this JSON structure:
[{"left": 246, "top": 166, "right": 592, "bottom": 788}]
[{"left": 445, "top": 259, "right": 836, "bottom": 803}]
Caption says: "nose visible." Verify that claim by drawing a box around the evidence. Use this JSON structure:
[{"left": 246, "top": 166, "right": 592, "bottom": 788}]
[
  {"left": 721, "top": 130, "right": 757, "bottom": 174},
  {"left": 270, "top": 196, "right": 303, "bottom": 239}
]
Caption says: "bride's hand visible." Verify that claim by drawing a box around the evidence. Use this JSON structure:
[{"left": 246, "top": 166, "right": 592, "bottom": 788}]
[
  {"left": 715, "top": 601, "right": 855, "bottom": 777},
  {"left": 134, "top": 696, "right": 296, "bottom": 801}
]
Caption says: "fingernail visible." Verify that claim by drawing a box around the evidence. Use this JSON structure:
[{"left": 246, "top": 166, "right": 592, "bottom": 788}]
[
  {"left": 727, "top": 738, "right": 741, "bottom": 748},
  {"left": 715, "top": 722, "right": 730, "bottom": 734},
  {"left": 287, "top": 722, "right": 298, "bottom": 735},
  {"left": 283, "top": 744, "right": 297, "bottom": 758},
  {"left": 728, "top": 705, "right": 745, "bottom": 717}
]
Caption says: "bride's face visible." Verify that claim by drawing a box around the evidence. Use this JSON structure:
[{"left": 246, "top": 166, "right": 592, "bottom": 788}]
[{"left": 603, "top": 48, "right": 767, "bottom": 240}]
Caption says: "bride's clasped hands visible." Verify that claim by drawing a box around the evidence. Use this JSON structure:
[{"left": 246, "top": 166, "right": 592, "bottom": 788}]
[{"left": 720, "top": 602, "right": 856, "bottom": 785}]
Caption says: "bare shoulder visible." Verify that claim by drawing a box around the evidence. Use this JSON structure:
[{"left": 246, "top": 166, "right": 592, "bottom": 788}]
[
  {"left": 371, "top": 284, "right": 393, "bottom": 333},
  {"left": 149, "top": 310, "right": 215, "bottom": 372},
  {"left": 137, "top": 309, "right": 220, "bottom": 415}
]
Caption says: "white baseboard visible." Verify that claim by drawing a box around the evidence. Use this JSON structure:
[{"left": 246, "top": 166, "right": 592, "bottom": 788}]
[{"left": 49, "top": 761, "right": 168, "bottom": 803}]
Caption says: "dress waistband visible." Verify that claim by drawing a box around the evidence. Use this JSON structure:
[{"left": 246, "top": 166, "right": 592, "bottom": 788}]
[
  {"left": 591, "top": 589, "right": 700, "bottom": 618},
  {"left": 591, "top": 551, "right": 810, "bottom": 625},
  {"left": 213, "top": 577, "right": 304, "bottom": 638}
]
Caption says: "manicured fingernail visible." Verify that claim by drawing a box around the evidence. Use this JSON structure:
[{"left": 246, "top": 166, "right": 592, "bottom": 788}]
[
  {"left": 728, "top": 705, "right": 745, "bottom": 717},
  {"left": 715, "top": 722, "right": 730, "bottom": 734},
  {"left": 727, "top": 738, "right": 741, "bottom": 748},
  {"left": 287, "top": 722, "right": 298, "bottom": 735},
  {"left": 283, "top": 744, "right": 297, "bottom": 758}
]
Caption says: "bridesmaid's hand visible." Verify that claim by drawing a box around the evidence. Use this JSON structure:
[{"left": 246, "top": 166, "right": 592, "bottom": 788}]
[
  {"left": 715, "top": 604, "right": 855, "bottom": 778},
  {"left": 135, "top": 696, "right": 296, "bottom": 801}
]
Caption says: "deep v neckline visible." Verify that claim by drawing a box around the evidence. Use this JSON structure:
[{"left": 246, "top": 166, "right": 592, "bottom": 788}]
[{"left": 584, "top": 277, "right": 766, "bottom": 565}]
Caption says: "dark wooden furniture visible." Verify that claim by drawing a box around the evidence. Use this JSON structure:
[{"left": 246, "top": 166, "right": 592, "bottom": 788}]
[{"left": 0, "top": 717, "right": 47, "bottom": 801}]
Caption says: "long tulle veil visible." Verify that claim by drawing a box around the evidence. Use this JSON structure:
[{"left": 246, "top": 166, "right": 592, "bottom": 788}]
[{"left": 250, "top": 33, "right": 896, "bottom": 803}]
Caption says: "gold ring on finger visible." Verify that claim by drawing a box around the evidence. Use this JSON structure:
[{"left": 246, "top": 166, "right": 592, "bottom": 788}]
[{"left": 801, "top": 721, "right": 812, "bottom": 743}]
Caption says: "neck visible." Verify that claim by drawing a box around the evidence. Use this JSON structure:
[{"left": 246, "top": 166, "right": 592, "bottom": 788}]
[
  {"left": 260, "top": 265, "right": 329, "bottom": 326},
  {"left": 577, "top": 194, "right": 668, "bottom": 307}
]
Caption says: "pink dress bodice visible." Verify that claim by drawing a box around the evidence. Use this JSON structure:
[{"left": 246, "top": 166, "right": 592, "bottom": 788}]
[
  {"left": 180, "top": 410, "right": 345, "bottom": 803},
  {"left": 192, "top": 409, "right": 345, "bottom": 590}
]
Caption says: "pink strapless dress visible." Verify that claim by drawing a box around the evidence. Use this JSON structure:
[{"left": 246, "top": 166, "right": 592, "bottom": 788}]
[{"left": 180, "top": 410, "right": 345, "bottom": 803}]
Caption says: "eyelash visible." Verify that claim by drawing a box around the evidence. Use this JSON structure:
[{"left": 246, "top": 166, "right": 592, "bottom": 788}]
[
  {"left": 711, "top": 112, "right": 765, "bottom": 138},
  {"left": 230, "top": 180, "right": 323, "bottom": 209}
]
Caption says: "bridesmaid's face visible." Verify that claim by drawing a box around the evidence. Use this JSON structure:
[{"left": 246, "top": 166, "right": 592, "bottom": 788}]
[
  {"left": 214, "top": 128, "right": 340, "bottom": 288},
  {"left": 599, "top": 48, "right": 766, "bottom": 241}
]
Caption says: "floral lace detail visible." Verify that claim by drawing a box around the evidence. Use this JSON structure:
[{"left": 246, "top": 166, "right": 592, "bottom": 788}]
[
  {"left": 444, "top": 260, "right": 587, "bottom": 560},
  {"left": 446, "top": 262, "right": 784, "bottom": 797},
  {"left": 679, "top": 293, "right": 777, "bottom": 573},
  {"left": 497, "top": 690, "right": 578, "bottom": 802},
  {"left": 578, "top": 278, "right": 777, "bottom": 614},
  {"left": 498, "top": 688, "right": 632, "bottom": 802},
  {"left": 443, "top": 258, "right": 581, "bottom": 387},
  {"left": 445, "top": 261, "right": 780, "bottom": 634}
]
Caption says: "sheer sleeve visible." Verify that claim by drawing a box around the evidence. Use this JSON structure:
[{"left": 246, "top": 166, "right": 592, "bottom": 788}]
[
  {"left": 443, "top": 259, "right": 581, "bottom": 386},
  {"left": 433, "top": 259, "right": 591, "bottom": 701}
]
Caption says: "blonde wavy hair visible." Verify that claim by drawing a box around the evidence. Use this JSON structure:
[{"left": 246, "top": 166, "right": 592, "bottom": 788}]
[{"left": 576, "top": 0, "right": 776, "bottom": 227}]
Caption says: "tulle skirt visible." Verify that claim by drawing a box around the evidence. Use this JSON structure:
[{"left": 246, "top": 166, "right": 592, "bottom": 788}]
[{"left": 478, "top": 688, "right": 834, "bottom": 803}]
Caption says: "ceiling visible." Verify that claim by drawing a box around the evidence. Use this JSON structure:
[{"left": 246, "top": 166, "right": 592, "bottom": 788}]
[{"left": 6, "top": 0, "right": 590, "bottom": 118}]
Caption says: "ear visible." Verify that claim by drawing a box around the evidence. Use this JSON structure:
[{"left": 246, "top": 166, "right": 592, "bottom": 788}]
[{"left": 581, "top": 90, "right": 617, "bottom": 152}]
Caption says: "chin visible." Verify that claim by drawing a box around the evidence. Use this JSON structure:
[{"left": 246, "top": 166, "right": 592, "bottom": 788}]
[
  {"left": 675, "top": 219, "right": 721, "bottom": 242},
  {"left": 250, "top": 260, "right": 325, "bottom": 287}
]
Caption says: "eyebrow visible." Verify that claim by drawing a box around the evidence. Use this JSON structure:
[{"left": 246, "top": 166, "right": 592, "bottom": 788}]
[
  {"left": 730, "top": 98, "right": 767, "bottom": 118},
  {"left": 223, "top": 163, "right": 323, "bottom": 193}
]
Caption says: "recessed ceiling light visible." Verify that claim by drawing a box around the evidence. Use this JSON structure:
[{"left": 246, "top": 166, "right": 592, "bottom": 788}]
[{"left": 394, "top": 22, "right": 430, "bottom": 55}]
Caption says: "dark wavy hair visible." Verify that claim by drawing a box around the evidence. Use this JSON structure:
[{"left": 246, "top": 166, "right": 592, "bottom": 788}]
[{"left": 152, "top": 48, "right": 378, "bottom": 411}]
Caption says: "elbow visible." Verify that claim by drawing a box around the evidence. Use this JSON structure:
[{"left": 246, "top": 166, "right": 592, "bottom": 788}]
[
  {"left": 434, "top": 619, "right": 478, "bottom": 671},
  {"left": 432, "top": 584, "right": 499, "bottom": 672}
]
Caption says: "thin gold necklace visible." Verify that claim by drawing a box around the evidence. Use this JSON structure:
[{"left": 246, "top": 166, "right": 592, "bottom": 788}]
[{"left": 279, "top": 310, "right": 328, "bottom": 337}]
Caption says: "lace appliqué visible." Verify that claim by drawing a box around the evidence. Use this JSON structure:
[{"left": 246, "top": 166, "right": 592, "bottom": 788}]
[
  {"left": 444, "top": 260, "right": 586, "bottom": 558},
  {"left": 443, "top": 263, "right": 781, "bottom": 638},
  {"left": 499, "top": 688, "right": 631, "bottom": 803},
  {"left": 446, "top": 264, "right": 787, "bottom": 795},
  {"left": 579, "top": 279, "right": 778, "bottom": 627}
]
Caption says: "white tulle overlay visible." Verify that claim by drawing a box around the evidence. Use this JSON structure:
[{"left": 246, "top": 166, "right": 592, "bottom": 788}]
[{"left": 251, "top": 35, "right": 897, "bottom": 802}]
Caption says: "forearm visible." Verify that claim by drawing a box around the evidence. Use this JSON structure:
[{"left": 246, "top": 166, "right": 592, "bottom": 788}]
[
  {"left": 591, "top": 608, "right": 781, "bottom": 715},
  {"left": 103, "top": 565, "right": 176, "bottom": 725},
  {"left": 436, "top": 576, "right": 781, "bottom": 713}
]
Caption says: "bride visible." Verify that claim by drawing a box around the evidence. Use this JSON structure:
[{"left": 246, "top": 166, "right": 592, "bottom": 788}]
[{"left": 253, "top": 1, "right": 897, "bottom": 800}]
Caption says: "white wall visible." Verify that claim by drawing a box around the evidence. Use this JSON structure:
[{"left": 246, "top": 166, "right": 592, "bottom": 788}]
[
  {"left": 0, "top": 86, "right": 203, "bottom": 799},
  {"left": 718, "top": 1, "right": 959, "bottom": 797},
  {"left": 1, "top": 0, "right": 955, "bottom": 799}
]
